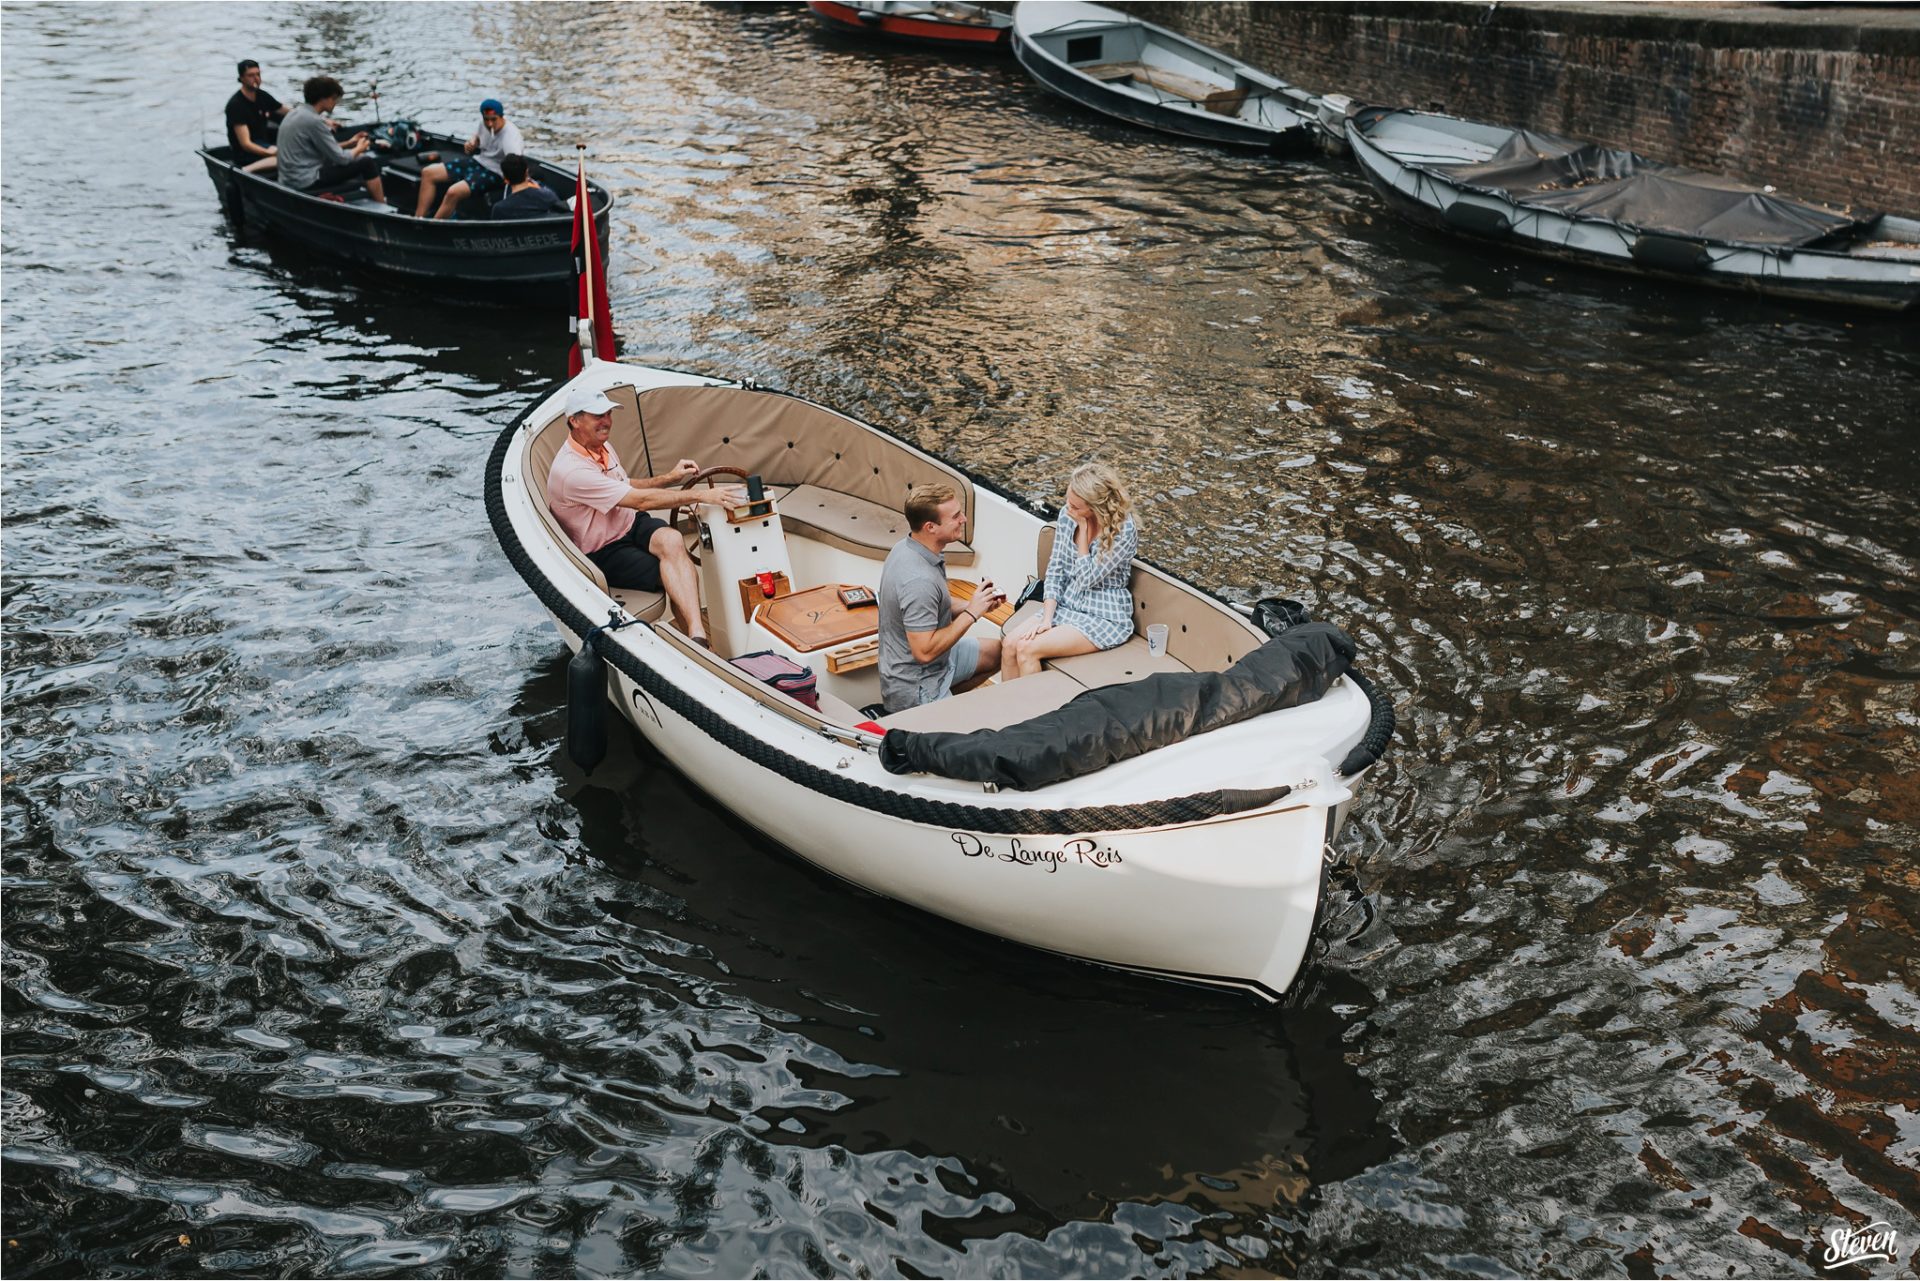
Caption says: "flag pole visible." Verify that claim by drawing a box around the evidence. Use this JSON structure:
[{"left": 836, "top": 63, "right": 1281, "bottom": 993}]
[{"left": 577, "top": 142, "right": 596, "bottom": 369}]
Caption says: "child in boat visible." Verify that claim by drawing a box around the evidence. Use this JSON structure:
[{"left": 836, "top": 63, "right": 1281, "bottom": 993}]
[{"left": 1001, "top": 463, "right": 1139, "bottom": 681}]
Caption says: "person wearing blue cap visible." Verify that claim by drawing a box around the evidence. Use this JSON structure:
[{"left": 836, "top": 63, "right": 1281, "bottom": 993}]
[{"left": 412, "top": 97, "right": 524, "bottom": 219}]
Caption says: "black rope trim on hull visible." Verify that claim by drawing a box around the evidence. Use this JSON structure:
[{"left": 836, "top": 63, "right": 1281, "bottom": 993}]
[
  {"left": 1337, "top": 667, "right": 1396, "bottom": 777},
  {"left": 487, "top": 390, "right": 1351, "bottom": 835}
]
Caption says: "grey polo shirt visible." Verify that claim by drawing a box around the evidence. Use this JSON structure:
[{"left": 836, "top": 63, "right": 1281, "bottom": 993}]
[
  {"left": 878, "top": 536, "right": 955, "bottom": 713},
  {"left": 276, "top": 104, "right": 349, "bottom": 191}
]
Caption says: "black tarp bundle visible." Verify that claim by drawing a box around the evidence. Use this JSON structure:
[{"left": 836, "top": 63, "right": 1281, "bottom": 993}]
[
  {"left": 1431, "top": 128, "right": 1874, "bottom": 250},
  {"left": 879, "top": 622, "right": 1356, "bottom": 791}
]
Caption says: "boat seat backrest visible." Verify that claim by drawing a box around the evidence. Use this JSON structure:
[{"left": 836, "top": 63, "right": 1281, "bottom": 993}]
[
  {"left": 780, "top": 483, "right": 974, "bottom": 565},
  {"left": 633, "top": 385, "right": 976, "bottom": 531},
  {"left": 1130, "top": 561, "right": 1267, "bottom": 671}
]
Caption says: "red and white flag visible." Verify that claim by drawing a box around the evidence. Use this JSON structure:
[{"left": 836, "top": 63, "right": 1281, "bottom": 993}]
[{"left": 569, "top": 153, "right": 615, "bottom": 375}]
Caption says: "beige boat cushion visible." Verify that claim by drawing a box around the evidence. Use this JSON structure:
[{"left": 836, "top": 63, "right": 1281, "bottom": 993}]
[
  {"left": 780, "top": 483, "right": 975, "bottom": 565},
  {"left": 610, "top": 588, "right": 669, "bottom": 622},
  {"left": 1048, "top": 634, "right": 1191, "bottom": 689},
  {"left": 633, "top": 384, "right": 976, "bottom": 529},
  {"left": 1129, "top": 561, "right": 1267, "bottom": 671},
  {"left": 878, "top": 670, "right": 1085, "bottom": 734}
]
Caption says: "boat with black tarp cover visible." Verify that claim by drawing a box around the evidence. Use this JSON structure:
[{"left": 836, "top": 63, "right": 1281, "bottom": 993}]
[
  {"left": 1348, "top": 106, "right": 1920, "bottom": 311},
  {"left": 199, "top": 126, "right": 612, "bottom": 303},
  {"left": 487, "top": 361, "right": 1395, "bottom": 1001}
]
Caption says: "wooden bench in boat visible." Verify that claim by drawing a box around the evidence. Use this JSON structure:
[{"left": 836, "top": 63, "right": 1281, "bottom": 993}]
[{"left": 1083, "top": 61, "right": 1248, "bottom": 115}]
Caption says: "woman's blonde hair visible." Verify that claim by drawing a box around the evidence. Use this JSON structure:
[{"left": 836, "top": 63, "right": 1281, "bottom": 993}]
[{"left": 1067, "top": 462, "right": 1133, "bottom": 545}]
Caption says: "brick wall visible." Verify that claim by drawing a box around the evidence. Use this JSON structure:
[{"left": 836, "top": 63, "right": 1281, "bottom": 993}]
[{"left": 1115, "top": 2, "right": 1920, "bottom": 213}]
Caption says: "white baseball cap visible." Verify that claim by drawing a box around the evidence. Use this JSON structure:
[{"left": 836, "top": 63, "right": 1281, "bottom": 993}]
[{"left": 564, "top": 386, "right": 618, "bottom": 417}]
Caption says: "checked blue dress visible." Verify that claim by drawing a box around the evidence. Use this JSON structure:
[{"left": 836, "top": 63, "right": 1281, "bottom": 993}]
[{"left": 1043, "top": 511, "right": 1139, "bottom": 650}]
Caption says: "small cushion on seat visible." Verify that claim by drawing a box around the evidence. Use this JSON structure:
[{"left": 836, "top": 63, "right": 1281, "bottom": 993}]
[
  {"left": 1047, "top": 635, "right": 1191, "bottom": 689},
  {"left": 780, "top": 483, "right": 975, "bottom": 565},
  {"left": 879, "top": 670, "right": 1084, "bottom": 734},
  {"left": 610, "top": 587, "right": 668, "bottom": 622}
]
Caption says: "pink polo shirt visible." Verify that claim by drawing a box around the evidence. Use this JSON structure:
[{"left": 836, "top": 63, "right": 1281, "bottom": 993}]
[{"left": 546, "top": 439, "right": 637, "bottom": 554}]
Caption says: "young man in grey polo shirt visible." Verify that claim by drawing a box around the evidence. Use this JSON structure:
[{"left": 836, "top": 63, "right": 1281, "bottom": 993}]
[
  {"left": 877, "top": 484, "right": 1004, "bottom": 713},
  {"left": 277, "top": 75, "right": 384, "bottom": 202}
]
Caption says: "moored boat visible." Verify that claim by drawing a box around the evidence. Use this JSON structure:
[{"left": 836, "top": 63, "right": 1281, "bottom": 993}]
[
  {"left": 806, "top": 0, "right": 1012, "bottom": 49},
  {"left": 198, "top": 128, "right": 612, "bottom": 303},
  {"left": 1010, "top": 0, "right": 1319, "bottom": 152},
  {"left": 486, "top": 361, "right": 1395, "bottom": 1002},
  {"left": 1347, "top": 105, "right": 1920, "bottom": 312}
]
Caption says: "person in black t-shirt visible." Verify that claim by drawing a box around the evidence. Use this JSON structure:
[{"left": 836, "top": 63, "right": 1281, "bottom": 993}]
[
  {"left": 225, "top": 60, "right": 288, "bottom": 170},
  {"left": 490, "top": 155, "right": 567, "bottom": 221}
]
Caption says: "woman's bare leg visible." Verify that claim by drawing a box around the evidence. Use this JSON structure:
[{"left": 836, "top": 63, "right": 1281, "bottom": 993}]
[
  {"left": 999, "top": 616, "right": 1042, "bottom": 681},
  {"left": 1015, "top": 624, "right": 1096, "bottom": 678}
]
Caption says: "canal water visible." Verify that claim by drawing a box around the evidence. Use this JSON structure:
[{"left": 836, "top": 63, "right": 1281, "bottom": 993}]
[{"left": 4, "top": 4, "right": 1916, "bottom": 1277}]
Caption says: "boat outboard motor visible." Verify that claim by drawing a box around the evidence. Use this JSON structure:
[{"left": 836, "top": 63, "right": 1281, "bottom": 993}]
[{"left": 1253, "top": 597, "right": 1312, "bottom": 638}]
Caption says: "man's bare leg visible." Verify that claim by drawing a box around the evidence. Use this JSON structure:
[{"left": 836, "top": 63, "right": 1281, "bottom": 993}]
[
  {"left": 413, "top": 163, "right": 448, "bottom": 218},
  {"left": 649, "top": 527, "right": 709, "bottom": 646},
  {"left": 433, "top": 180, "right": 472, "bottom": 220}
]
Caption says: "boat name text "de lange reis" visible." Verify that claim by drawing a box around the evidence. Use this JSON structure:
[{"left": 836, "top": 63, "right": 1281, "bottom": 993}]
[{"left": 951, "top": 832, "right": 1124, "bottom": 872}]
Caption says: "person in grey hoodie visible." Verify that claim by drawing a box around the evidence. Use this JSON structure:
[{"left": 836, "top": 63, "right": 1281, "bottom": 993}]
[{"left": 276, "top": 75, "right": 385, "bottom": 204}]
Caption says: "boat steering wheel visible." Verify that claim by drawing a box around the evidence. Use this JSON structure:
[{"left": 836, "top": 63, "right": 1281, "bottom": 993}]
[{"left": 674, "top": 465, "right": 753, "bottom": 559}]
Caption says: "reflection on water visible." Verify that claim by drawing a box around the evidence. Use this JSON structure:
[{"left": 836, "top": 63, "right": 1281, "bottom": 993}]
[{"left": 4, "top": 2, "right": 1917, "bottom": 1276}]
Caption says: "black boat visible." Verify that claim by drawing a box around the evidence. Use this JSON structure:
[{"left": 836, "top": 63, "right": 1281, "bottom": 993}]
[{"left": 198, "top": 127, "right": 612, "bottom": 304}]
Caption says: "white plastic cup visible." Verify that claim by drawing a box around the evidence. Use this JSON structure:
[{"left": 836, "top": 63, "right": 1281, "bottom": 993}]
[{"left": 1146, "top": 623, "right": 1169, "bottom": 657}]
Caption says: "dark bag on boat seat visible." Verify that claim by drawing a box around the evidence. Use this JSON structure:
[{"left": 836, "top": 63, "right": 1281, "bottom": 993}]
[
  {"left": 732, "top": 650, "right": 820, "bottom": 710},
  {"left": 366, "top": 119, "right": 421, "bottom": 155}
]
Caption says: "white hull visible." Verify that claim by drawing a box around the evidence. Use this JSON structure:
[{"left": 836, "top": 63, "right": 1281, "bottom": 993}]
[{"left": 492, "top": 363, "right": 1388, "bottom": 1001}]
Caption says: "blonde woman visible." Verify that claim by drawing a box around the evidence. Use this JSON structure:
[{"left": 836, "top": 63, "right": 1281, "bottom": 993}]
[{"left": 1002, "top": 463, "right": 1140, "bottom": 681}]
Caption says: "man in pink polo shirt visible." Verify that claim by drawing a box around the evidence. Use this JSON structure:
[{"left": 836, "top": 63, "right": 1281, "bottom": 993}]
[{"left": 545, "top": 386, "right": 745, "bottom": 648}]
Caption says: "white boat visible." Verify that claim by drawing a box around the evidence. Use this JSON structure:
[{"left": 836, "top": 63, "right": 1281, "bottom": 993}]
[
  {"left": 1347, "top": 105, "right": 1920, "bottom": 312},
  {"left": 485, "top": 362, "right": 1395, "bottom": 1002},
  {"left": 1010, "top": 1, "right": 1320, "bottom": 152}
]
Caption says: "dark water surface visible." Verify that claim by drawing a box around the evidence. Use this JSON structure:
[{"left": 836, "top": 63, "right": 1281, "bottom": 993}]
[{"left": 5, "top": 4, "right": 1917, "bottom": 1277}]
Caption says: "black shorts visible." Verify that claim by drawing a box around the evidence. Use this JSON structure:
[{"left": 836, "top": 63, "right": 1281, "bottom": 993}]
[
  {"left": 313, "top": 155, "right": 382, "bottom": 187},
  {"left": 587, "top": 514, "right": 672, "bottom": 591}
]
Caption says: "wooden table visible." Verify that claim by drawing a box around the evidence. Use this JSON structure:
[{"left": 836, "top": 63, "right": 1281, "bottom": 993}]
[{"left": 755, "top": 584, "right": 880, "bottom": 654}]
